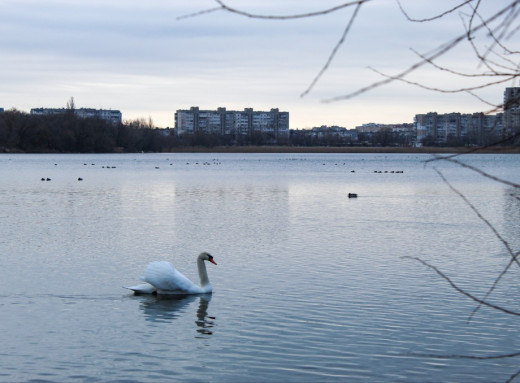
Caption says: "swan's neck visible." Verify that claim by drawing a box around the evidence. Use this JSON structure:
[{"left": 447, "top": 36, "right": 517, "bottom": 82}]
[{"left": 197, "top": 258, "right": 211, "bottom": 288}]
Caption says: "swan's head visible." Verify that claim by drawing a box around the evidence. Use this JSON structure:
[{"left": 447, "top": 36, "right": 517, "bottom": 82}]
[{"left": 199, "top": 252, "right": 217, "bottom": 265}]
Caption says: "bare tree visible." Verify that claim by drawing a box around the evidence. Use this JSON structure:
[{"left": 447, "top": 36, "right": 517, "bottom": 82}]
[{"left": 66, "top": 96, "right": 76, "bottom": 112}]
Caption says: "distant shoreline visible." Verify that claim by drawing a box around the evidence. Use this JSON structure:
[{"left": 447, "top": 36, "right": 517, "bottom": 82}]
[
  {"left": 164, "top": 146, "right": 520, "bottom": 154},
  {"left": 2, "top": 146, "right": 518, "bottom": 154}
]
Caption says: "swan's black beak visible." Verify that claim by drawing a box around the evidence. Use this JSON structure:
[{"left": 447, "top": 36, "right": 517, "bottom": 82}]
[{"left": 208, "top": 257, "right": 217, "bottom": 265}]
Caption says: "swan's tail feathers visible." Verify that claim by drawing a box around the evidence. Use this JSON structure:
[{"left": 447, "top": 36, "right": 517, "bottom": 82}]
[{"left": 124, "top": 283, "right": 157, "bottom": 295}]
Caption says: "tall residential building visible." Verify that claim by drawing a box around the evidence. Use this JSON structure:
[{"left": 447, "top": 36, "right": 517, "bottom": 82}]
[
  {"left": 503, "top": 87, "right": 520, "bottom": 138},
  {"left": 30, "top": 107, "right": 122, "bottom": 124},
  {"left": 175, "top": 107, "right": 289, "bottom": 141},
  {"left": 415, "top": 112, "right": 502, "bottom": 146}
]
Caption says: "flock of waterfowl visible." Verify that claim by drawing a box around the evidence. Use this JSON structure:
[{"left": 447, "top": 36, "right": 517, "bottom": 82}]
[
  {"left": 39, "top": 159, "right": 224, "bottom": 181},
  {"left": 181, "top": 159, "right": 222, "bottom": 166},
  {"left": 39, "top": 160, "right": 404, "bottom": 200}
]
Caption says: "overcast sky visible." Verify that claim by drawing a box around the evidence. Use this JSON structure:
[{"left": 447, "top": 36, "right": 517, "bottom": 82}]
[{"left": 1, "top": 0, "right": 518, "bottom": 129}]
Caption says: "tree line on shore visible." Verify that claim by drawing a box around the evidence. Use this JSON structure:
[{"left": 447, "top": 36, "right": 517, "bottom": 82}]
[
  {"left": 0, "top": 109, "right": 515, "bottom": 153},
  {"left": 0, "top": 109, "right": 405, "bottom": 153},
  {"left": 0, "top": 109, "right": 184, "bottom": 153}
]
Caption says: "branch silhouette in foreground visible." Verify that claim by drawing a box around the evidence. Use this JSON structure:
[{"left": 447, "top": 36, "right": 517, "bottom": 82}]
[
  {"left": 426, "top": 153, "right": 520, "bottom": 321},
  {"left": 181, "top": 0, "right": 520, "bottom": 111},
  {"left": 404, "top": 154, "right": 520, "bottom": 381}
]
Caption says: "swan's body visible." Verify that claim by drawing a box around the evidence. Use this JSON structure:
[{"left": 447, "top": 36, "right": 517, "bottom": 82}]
[{"left": 125, "top": 252, "right": 217, "bottom": 295}]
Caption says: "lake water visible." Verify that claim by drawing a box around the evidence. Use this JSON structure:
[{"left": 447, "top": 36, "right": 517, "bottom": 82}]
[{"left": 1, "top": 152, "right": 519, "bottom": 382}]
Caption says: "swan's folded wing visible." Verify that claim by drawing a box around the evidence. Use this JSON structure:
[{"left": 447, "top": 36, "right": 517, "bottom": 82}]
[{"left": 143, "top": 261, "right": 194, "bottom": 292}]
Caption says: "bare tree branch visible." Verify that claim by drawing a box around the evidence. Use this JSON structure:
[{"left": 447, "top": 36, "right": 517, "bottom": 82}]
[
  {"left": 322, "top": 35, "right": 468, "bottom": 102},
  {"left": 395, "top": 0, "right": 475, "bottom": 23},
  {"left": 184, "top": 1, "right": 520, "bottom": 105},
  {"left": 429, "top": 166, "right": 520, "bottom": 320},
  {"left": 465, "top": 3, "right": 520, "bottom": 56},
  {"left": 324, "top": 0, "right": 520, "bottom": 102},
  {"left": 468, "top": 251, "right": 520, "bottom": 321},
  {"left": 212, "top": 0, "right": 370, "bottom": 20},
  {"left": 409, "top": 48, "right": 515, "bottom": 78},
  {"left": 403, "top": 256, "right": 520, "bottom": 316},
  {"left": 432, "top": 166, "right": 517, "bottom": 254},
  {"left": 467, "top": 0, "right": 483, "bottom": 40},
  {"left": 408, "top": 350, "right": 520, "bottom": 360},
  {"left": 368, "top": 65, "right": 516, "bottom": 94},
  {"left": 417, "top": 131, "right": 520, "bottom": 163},
  {"left": 300, "top": 2, "right": 364, "bottom": 97},
  {"left": 507, "top": 369, "right": 520, "bottom": 383},
  {"left": 467, "top": 90, "right": 504, "bottom": 107},
  {"left": 498, "top": 3, "right": 520, "bottom": 41},
  {"left": 177, "top": 0, "right": 372, "bottom": 21},
  {"left": 428, "top": 155, "right": 520, "bottom": 189},
  {"left": 462, "top": 12, "right": 506, "bottom": 74},
  {"left": 176, "top": 7, "right": 222, "bottom": 21}
]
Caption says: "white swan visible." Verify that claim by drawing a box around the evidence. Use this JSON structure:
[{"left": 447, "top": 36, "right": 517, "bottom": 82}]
[{"left": 125, "top": 252, "right": 217, "bottom": 295}]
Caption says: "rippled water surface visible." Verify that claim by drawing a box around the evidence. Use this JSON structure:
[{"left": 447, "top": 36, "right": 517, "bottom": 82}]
[{"left": 1, "top": 153, "right": 519, "bottom": 382}]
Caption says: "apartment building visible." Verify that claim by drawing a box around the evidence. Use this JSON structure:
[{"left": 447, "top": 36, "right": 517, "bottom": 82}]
[
  {"left": 175, "top": 107, "right": 289, "bottom": 141},
  {"left": 415, "top": 112, "right": 503, "bottom": 146},
  {"left": 503, "top": 87, "right": 520, "bottom": 138},
  {"left": 30, "top": 107, "right": 122, "bottom": 125}
]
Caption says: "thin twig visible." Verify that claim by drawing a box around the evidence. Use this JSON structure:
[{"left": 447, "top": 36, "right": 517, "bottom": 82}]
[
  {"left": 468, "top": 0, "right": 483, "bottom": 40},
  {"left": 186, "top": 0, "right": 520, "bottom": 102},
  {"left": 421, "top": 131, "right": 520, "bottom": 165},
  {"left": 507, "top": 369, "right": 520, "bottom": 383},
  {"left": 467, "top": 250, "right": 520, "bottom": 321},
  {"left": 431, "top": 167, "right": 520, "bottom": 320},
  {"left": 368, "top": 66, "right": 516, "bottom": 94},
  {"left": 467, "top": 3, "right": 520, "bottom": 56},
  {"left": 323, "top": 0, "right": 520, "bottom": 102},
  {"left": 300, "top": 2, "right": 364, "bottom": 98},
  {"left": 396, "top": 0, "right": 474, "bottom": 23},
  {"left": 432, "top": 167, "right": 517, "bottom": 255},
  {"left": 466, "top": 90, "right": 502, "bottom": 107},
  {"left": 177, "top": 7, "right": 222, "bottom": 21},
  {"left": 212, "top": 0, "right": 370, "bottom": 20},
  {"left": 408, "top": 350, "right": 520, "bottom": 360},
  {"left": 403, "top": 256, "right": 520, "bottom": 316},
  {"left": 428, "top": 155, "right": 520, "bottom": 189},
  {"left": 410, "top": 48, "right": 515, "bottom": 77}
]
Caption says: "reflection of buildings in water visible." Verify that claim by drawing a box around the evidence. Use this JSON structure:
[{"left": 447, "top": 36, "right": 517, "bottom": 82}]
[
  {"left": 138, "top": 294, "right": 215, "bottom": 336},
  {"left": 173, "top": 185, "right": 289, "bottom": 248},
  {"left": 504, "top": 187, "right": 520, "bottom": 250}
]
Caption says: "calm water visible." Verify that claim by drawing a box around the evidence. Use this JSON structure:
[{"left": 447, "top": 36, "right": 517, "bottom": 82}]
[{"left": 1, "top": 152, "right": 519, "bottom": 382}]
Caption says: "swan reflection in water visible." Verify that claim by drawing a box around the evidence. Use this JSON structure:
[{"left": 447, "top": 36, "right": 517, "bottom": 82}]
[{"left": 137, "top": 293, "right": 215, "bottom": 335}]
